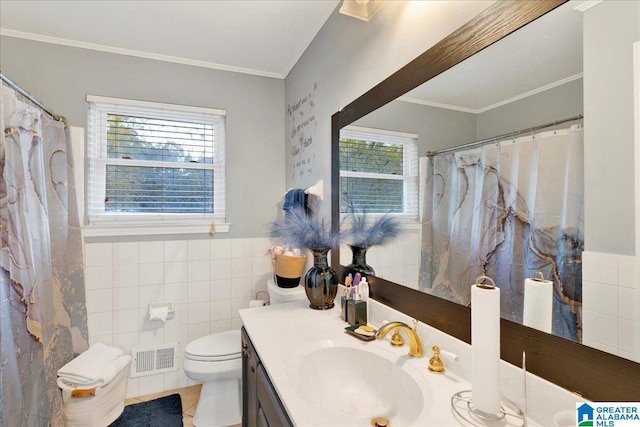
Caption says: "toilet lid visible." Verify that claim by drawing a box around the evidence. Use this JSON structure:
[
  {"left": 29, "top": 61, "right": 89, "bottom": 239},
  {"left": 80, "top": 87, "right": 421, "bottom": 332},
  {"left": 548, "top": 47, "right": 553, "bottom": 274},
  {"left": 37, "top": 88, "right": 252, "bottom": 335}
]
[{"left": 185, "top": 330, "right": 241, "bottom": 361}]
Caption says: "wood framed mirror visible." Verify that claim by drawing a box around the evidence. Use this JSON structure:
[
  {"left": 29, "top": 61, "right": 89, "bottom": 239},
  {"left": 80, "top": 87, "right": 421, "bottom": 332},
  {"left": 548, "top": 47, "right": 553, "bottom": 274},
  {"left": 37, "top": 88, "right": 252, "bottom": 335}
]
[{"left": 331, "top": 0, "right": 639, "bottom": 401}]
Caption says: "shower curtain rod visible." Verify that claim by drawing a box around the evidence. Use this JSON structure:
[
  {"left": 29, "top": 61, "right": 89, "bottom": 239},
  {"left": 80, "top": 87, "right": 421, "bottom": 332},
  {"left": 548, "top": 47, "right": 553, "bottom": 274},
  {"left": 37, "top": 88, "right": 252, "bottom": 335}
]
[
  {"left": 0, "top": 72, "right": 67, "bottom": 124},
  {"left": 425, "top": 114, "right": 583, "bottom": 157}
]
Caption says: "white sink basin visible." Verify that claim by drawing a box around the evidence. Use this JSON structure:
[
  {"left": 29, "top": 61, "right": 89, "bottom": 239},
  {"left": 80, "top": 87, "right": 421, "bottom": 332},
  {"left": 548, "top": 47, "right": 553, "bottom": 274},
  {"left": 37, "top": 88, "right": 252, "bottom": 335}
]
[{"left": 289, "top": 342, "right": 432, "bottom": 426}]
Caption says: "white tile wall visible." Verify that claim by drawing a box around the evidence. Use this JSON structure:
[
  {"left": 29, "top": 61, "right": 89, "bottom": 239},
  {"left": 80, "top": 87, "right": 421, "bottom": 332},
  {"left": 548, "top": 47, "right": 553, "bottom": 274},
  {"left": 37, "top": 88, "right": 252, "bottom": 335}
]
[
  {"left": 83, "top": 237, "right": 273, "bottom": 398},
  {"left": 582, "top": 251, "right": 638, "bottom": 362},
  {"left": 339, "top": 226, "right": 421, "bottom": 289}
]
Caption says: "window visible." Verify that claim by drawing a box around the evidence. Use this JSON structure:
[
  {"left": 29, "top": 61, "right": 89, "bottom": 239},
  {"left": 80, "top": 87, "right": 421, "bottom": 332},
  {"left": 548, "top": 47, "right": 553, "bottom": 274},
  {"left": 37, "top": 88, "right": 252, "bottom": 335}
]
[
  {"left": 86, "top": 96, "right": 227, "bottom": 233},
  {"left": 340, "top": 126, "right": 418, "bottom": 217}
]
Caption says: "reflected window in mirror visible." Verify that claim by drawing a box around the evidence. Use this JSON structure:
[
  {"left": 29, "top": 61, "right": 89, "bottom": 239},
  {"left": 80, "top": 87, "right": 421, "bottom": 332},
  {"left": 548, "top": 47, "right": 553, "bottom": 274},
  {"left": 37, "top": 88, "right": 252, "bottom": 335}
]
[{"left": 339, "top": 126, "right": 418, "bottom": 219}]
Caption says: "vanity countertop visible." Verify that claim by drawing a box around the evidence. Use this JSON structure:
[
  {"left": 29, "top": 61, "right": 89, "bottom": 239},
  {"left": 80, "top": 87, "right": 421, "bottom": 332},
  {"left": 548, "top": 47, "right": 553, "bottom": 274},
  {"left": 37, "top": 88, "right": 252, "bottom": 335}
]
[{"left": 239, "top": 299, "right": 537, "bottom": 427}]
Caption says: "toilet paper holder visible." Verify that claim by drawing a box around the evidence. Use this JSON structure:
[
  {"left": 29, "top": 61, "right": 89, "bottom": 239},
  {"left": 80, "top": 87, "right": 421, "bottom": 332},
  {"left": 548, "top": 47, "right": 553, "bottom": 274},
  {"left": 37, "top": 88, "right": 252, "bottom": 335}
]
[{"left": 149, "top": 300, "right": 175, "bottom": 320}]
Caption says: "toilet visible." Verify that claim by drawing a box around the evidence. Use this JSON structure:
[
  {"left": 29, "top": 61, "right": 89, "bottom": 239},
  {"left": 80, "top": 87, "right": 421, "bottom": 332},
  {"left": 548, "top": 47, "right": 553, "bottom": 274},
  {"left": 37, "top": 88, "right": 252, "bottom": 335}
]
[
  {"left": 183, "top": 330, "right": 242, "bottom": 427},
  {"left": 183, "top": 280, "right": 306, "bottom": 426},
  {"left": 267, "top": 278, "right": 306, "bottom": 305}
]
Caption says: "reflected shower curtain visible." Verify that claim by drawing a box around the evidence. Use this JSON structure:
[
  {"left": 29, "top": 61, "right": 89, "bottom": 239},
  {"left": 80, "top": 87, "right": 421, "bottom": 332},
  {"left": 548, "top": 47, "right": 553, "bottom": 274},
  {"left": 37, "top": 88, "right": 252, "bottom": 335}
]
[
  {"left": 1, "top": 85, "right": 88, "bottom": 426},
  {"left": 419, "top": 126, "right": 583, "bottom": 341}
]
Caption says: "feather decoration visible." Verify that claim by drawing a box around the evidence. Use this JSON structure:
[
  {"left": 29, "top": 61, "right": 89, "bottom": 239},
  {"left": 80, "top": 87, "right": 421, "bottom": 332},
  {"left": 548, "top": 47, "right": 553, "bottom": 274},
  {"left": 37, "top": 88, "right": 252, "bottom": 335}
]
[
  {"left": 345, "top": 207, "right": 401, "bottom": 249},
  {"left": 270, "top": 207, "right": 341, "bottom": 250}
]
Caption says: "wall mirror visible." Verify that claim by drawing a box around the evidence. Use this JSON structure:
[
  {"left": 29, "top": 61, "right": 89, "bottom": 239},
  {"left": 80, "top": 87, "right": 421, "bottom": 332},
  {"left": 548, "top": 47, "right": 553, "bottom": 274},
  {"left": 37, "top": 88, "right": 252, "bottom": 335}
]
[{"left": 331, "top": 0, "right": 639, "bottom": 401}]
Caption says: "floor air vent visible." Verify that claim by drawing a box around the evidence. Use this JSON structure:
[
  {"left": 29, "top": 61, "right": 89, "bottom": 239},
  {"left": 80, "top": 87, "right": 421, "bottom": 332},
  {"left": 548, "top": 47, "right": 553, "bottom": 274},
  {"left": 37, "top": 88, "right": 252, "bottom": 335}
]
[{"left": 130, "top": 343, "right": 179, "bottom": 378}]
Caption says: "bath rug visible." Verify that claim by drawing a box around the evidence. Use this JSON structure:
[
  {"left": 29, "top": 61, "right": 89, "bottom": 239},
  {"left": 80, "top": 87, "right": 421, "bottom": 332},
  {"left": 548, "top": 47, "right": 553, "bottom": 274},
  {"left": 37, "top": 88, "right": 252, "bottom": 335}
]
[{"left": 109, "top": 393, "right": 183, "bottom": 427}]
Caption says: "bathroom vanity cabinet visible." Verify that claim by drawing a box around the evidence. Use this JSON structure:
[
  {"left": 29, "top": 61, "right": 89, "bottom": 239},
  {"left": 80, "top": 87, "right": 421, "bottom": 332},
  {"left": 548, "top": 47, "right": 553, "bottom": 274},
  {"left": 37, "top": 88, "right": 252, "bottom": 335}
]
[{"left": 241, "top": 327, "right": 293, "bottom": 427}]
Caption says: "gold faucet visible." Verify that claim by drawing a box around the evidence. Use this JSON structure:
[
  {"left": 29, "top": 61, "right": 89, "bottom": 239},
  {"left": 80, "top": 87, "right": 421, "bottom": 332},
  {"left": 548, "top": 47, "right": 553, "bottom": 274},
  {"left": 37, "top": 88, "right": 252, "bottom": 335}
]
[
  {"left": 428, "top": 345, "right": 445, "bottom": 373},
  {"left": 375, "top": 321, "right": 423, "bottom": 357}
]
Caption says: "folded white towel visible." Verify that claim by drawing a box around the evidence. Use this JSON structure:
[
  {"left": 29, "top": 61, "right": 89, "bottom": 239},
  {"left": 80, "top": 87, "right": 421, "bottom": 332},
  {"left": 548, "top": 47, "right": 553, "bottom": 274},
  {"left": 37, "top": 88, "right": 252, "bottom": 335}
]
[
  {"left": 57, "top": 342, "right": 124, "bottom": 384},
  {"left": 97, "top": 355, "right": 131, "bottom": 387}
]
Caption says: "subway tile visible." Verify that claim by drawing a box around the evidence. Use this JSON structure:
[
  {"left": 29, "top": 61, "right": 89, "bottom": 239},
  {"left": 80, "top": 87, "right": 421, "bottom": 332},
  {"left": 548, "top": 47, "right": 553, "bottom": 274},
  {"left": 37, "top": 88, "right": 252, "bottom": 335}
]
[
  {"left": 618, "top": 255, "right": 637, "bottom": 289},
  {"left": 619, "top": 287, "right": 636, "bottom": 320},
  {"left": 139, "top": 284, "right": 165, "bottom": 309},
  {"left": 112, "top": 287, "right": 139, "bottom": 311},
  {"left": 231, "top": 257, "right": 252, "bottom": 278},
  {"left": 251, "top": 237, "right": 271, "bottom": 257},
  {"left": 84, "top": 243, "right": 113, "bottom": 266},
  {"left": 231, "top": 277, "right": 252, "bottom": 298},
  {"left": 582, "top": 338, "right": 618, "bottom": 357},
  {"left": 113, "top": 242, "right": 139, "bottom": 265},
  {"left": 231, "top": 238, "right": 252, "bottom": 258},
  {"left": 113, "top": 308, "right": 140, "bottom": 334},
  {"left": 164, "top": 324, "right": 188, "bottom": 347},
  {"left": 88, "top": 311, "right": 113, "bottom": 337},
  {"left": 165, "top": 240, "right": 188, "bottom": 262},
  {"left": 86, "top": 288, "right": 113, "bottom": 314},
  {"left": 138, "top": 374, "right": 165, "bottom": 396},
  {"left": 89, "top": 334, "right": 113, "bottom": 347},
  {"left": 187, "top": 260, "right": 210, "bottom": 282},
  {"left": 188, "top": 280, "right": 210, "bottom": 303},
  {"left": 139, "top": 328, "right": 165, "bottom": 347},
  {"left": 187, "top": 301, "right": 210, "bottom": 324},
  {"left": 211, "top": 259, "right": 232, "bottom": 280},
  {"left": 210, "top": 299, "right": 232, "bottom": 321},
  {"left": 582, "top": 251, "right": 618, "bottom": 285},
  {"left": 211, "top": 279, "right": 232, "bottom": 300},
  {"left": 112, "top": 331, "right": 139, "bottom": 352},
  {"left": 164, "top": 261, "right": 188, "bottom": 284},
  {"left": 112, "top": 264, "right": 139, "bottom": 288},
  {"left": 618, "top": 319, "right": 636, "bottom": 353},
  {"left": 251, "top": 255, "right": 272, "bottom": 277},
  {"left": 84, "top": 265, "right": 113, "bottom": 290},
  {"left": 140, "top": 262, "right": 165, "bottom": 286},
  {"left": 164, "top": 283, "right": 187, "bottom": 305},
  {"left": 231, "top": 318, "right": 244, "bottom": 330},
  {"left": 188, "top": 240, "right": 210, "bottom": 261},
  {"left": 231, "top": 297, "right": 251, "bottom": 317},
  {"left": 126, "top": 378, "right": 139, "bottom": 399},
  {"left": 172, "top": 303, "right": 188, "bottom": 326},
  {"left": 210, "top": 319, "right": 232, "bottom": 333},
  {"left": 139, "top": 241, "right": 164, "bottom": 263},
  {"left": 163, "top": 370, "right": 188, "bottom": 391},
  {"left": 210, "top": 239, "right": 232, "bottom": 259},
  {"left": 582, "top": 280, "right": 617, "bottom": 316},
  {"left": 582, "top": 309, "right": 618, "bottom": 349},
  {"left": 618, "top": 349, "right": 638, "bottom": 363},
  {"left": 187, "top": 322, "right": 210, "bottom": 342}
]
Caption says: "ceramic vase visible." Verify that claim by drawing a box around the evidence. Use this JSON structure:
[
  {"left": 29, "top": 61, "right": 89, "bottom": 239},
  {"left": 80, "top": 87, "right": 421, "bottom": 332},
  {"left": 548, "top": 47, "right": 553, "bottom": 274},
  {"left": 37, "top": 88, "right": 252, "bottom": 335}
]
[
  {"left": 304, "top": 248, "right": 338, "bottom": 310},
  {"left": 347, "top": 245, "right": 375, "bottom": 276}
]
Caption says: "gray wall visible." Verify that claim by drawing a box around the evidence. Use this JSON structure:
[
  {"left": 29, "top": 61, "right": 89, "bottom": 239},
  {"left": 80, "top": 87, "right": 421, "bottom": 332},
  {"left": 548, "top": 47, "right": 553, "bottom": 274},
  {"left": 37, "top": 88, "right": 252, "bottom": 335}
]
[
  {"left": 584, "top": 1, "right": 639, "bottom": 255},
  {"left": 284, "top": 1, "right": 495, "bottom": 218},
  {"left": 0, "top": 36, "right": 285, "bottom": 238},
  {"left": 477, "top": 79, "right": 583, "bottom": 140}
]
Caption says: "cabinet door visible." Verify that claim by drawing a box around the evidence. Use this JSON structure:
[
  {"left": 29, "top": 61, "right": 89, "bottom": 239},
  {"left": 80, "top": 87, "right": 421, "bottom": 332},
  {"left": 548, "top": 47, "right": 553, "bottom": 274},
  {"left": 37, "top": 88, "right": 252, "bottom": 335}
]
[
  {"left": 242, "top": 328, "right": 259, "bottom": 427},
  {"left": 257, "top": 365, "right": 293, "bottom": 427}
]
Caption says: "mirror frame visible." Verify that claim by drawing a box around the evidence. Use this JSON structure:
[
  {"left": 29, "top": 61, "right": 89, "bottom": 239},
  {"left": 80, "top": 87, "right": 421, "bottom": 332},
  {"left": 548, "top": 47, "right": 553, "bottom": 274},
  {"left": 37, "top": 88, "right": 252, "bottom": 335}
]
[{"left": 331, "top": 0, "right": 639, "bottom": 401}]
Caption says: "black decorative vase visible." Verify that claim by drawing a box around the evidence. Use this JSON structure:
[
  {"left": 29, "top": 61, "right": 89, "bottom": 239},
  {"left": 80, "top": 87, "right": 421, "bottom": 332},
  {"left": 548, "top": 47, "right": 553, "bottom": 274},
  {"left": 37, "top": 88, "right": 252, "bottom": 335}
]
[
  {"left": 347, "top": 245, "right": 375, "bottom": 276},
  {"left": 304, "top": 248, "right": 338, "bottom": 310}
]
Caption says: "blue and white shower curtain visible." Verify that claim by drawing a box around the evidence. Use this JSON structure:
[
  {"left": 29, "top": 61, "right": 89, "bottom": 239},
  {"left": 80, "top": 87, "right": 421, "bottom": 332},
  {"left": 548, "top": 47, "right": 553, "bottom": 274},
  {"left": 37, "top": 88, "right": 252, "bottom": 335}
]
[
  {"left": 1, "top": 83, "right": 88, "bottom": 426},
  {"left": 419, "top": 125, "right": 583, "bottom": 342}
]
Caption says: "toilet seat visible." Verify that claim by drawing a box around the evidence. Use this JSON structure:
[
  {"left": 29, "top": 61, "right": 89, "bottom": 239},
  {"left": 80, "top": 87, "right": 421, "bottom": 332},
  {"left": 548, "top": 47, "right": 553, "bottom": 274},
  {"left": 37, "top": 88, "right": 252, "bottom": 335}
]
[{"left": 185, "top": 330, "right": 241, "bottom": 362}]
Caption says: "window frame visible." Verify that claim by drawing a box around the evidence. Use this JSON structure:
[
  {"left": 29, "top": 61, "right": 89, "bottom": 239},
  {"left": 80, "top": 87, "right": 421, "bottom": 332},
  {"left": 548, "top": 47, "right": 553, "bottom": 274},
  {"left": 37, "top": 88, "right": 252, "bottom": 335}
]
[
  {"left": 339, "top": 125, "right": 419, "bottom": 221},
  {"left": 84, "top": 95, "right": 229, "bottom": 236}
]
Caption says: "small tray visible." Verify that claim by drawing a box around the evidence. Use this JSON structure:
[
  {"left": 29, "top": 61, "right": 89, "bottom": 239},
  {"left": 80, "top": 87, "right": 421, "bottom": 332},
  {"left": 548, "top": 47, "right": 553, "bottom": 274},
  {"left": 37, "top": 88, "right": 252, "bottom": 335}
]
[{"left": 344, "top": 324, "right": 377, "bottom": 341}]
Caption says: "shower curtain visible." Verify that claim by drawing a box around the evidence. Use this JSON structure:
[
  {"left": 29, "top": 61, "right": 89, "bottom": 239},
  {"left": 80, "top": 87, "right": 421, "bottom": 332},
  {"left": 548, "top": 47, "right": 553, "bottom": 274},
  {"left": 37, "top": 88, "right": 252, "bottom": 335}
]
[
  {"left": 419, "top": 125, "right": 583, "bottom": 341},
  {"left": 1, "top": 84, "right": 88, "bottom": 426}
]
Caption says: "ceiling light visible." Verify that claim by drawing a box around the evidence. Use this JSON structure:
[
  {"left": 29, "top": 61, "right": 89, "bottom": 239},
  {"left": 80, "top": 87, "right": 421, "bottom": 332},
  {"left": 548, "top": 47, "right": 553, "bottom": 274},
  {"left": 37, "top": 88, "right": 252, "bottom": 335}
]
[{"left": 339, "top": 0, "right": 386, "bottom": 22}]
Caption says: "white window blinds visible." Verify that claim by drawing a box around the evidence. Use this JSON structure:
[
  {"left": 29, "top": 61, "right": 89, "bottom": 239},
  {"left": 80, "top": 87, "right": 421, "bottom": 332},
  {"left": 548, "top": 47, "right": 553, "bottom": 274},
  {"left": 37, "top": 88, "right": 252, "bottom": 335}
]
[
  {"left": 340, "top": 126, "right": 418, "bottom": 218},
  {"left": 86, "top": 96, "right": 226, "bottom": 227}
]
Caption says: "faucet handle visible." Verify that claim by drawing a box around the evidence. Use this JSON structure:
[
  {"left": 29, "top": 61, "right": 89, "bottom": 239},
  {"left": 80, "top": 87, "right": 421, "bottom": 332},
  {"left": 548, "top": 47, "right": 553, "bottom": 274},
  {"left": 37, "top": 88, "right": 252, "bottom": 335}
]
[
  {"left": 390, "top": 329, "right": 404, "bottom": 346},
  {"left": 428, "top": 346, "right": 446, "bottom": 373}
]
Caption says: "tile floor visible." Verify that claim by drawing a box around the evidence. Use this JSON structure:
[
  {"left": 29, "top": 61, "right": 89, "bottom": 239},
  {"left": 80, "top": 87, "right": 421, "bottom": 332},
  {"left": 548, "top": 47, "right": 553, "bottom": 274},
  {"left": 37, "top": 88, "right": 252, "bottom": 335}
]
[{"left": 123, "top": 384, "right": 241, "bottom": 427}]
